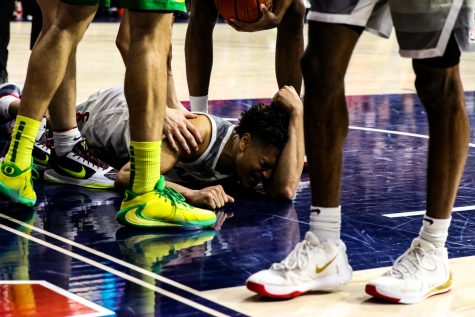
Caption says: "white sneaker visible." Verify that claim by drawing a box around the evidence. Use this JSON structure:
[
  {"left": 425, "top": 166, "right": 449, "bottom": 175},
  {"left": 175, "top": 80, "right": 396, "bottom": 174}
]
[
  {"left": 43, "top": 138, "right": 117, "bottom": 189},
  {"left": 365, "top": 238, "right": 452, "bottom": 304},
  {"left": 246, "top": 231, "right": 353, "bottom": 298}
]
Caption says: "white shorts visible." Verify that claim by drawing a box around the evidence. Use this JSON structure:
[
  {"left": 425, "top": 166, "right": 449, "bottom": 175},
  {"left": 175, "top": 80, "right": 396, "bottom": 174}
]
[
  {"left": 76, "top": 87, "right": 131, "bottom": 159},
  {"left": 307, "top": 0, "right": 475, "bottom": 58}
]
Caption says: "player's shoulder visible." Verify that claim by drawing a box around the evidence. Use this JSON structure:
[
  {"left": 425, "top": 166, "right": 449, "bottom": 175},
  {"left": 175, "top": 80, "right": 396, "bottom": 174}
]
[{"left": 189, "top": 113, "right": 213, "bottom": 136}]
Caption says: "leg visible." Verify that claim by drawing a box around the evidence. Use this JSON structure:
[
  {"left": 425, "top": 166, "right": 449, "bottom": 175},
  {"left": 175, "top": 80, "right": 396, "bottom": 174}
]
[
  {"left": 0, "top": 0, "right": 15, "bottom": 83},
  {"left": 19, "top": 2, "right": 96, "bottom": 122},
  {"left": 116, "top": 9, "right": 130, "bottom": 62},
  {"left": 303, "top": 22, "right": 362, "bottom": 207},
  {"left": 0, "top": 2, "right": 97, "bottom": 206},
  {"left": 117, "top": 9, "right": 216, "bottom": 230},
  {"left": 35, "top": 0, "right": 77, "bottom": 132},
  {"left": 366, "top": 35, "right": 469, "bottom": 304},
  {"left": 275, "top": 0, "right": 305, "bottom": 94},
  {"left": 246, "top": 22, "right": 362, "bottom": 298},
  {"left": 414, "top": 65, "right": 469, "bottom": 220},
  {"left": 185, "top": 0, "right": 218, "bottom": 112}
]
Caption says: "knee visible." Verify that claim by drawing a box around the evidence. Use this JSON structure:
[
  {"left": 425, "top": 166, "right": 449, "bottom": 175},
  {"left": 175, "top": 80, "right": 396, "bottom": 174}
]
[
  {"left": 286, "top": 0, "right": 306, "bottom": 22},
  {"left": 413, "top": 62, "right": 462, "bottom": 107},
  {"left": 188, "top": 1, "right": 217, "bottom": 32},
  {"left": 301, "top": 47, "right": 346, "bottom": 97},
  {"left": 115, "top": 34, "right": 129, "bottom": 59},
  {"left": 279, "top": 0, "right": 305, "bottom": 30}
]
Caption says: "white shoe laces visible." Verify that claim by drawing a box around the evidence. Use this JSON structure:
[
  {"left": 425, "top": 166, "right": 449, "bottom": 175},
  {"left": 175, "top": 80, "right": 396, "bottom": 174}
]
[
  {"left": 272, "top": 239, "right": 321, "bottom": 271},
  {"left": 390, "top": 245, "right": 437, "bottom": 278}
]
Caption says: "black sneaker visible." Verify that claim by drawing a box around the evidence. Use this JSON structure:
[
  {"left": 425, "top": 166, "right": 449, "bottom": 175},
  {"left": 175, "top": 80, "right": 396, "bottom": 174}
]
[
  {"left": 32, "top": 130, "right": 53, "bottom": 171},
  {"left": 43, "top": 138, "right": 117, "bottom": 189}
]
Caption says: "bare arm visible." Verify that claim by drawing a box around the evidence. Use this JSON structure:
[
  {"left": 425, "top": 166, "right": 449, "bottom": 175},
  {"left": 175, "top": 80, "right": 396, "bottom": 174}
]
[
  {"left": 263, "top": 85, "right": 304, "bottom": 199},
  {"left": 115, "top": 163, "right": 234, "bottom": 208},
  {"left": 166, "top": 182, "right": 234, "bottom": 209}
]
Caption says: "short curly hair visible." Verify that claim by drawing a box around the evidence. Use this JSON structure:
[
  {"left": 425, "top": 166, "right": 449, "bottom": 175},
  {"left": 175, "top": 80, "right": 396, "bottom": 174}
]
[{"left": 235, "top": 102, "right": 290, "bottom": 150}]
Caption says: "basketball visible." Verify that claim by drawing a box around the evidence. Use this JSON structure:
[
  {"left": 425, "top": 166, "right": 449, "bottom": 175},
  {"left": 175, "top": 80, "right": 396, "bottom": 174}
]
[{"left": 215, "top": 0, "right": 273, "bottom": 23}]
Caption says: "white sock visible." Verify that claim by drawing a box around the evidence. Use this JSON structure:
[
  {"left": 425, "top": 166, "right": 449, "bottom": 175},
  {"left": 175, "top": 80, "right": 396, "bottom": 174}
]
[
  {"left": 190, "top": 95, "right": 208, "bottom": 113},
  {"left": 309, "top": 205, "right": 341, "bottom": 242},
  {"left": 418, "top": 215, "right": 451, "bottom": 248},
  {"left": 0, "top": 95, "right": 19, "bottom": 121},
  {"left": 53, "top": 127, "right": 82, "bottom": 156},
  {"left": 36, "top": 118, "right": 47, "bottom": 142}
]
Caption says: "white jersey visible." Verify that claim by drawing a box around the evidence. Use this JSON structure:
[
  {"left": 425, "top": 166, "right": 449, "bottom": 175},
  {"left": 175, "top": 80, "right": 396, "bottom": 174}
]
[{"left": 76, "top": 87, "right": 235, "bottom": 183}]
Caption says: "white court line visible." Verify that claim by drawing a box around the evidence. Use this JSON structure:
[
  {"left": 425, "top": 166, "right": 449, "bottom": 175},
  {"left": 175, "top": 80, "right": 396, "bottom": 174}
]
[
  {"left": 348, "top": 126, "right": 475, "bottom": 218},
  {"left": 348, "top": 126, "right": 475, "bottom": 148},
  {"left": 1, "top": 280, "right": 115, "bottom": 316},
  {"left": 383, "top": 205, "right": 475, "bottom": 218},
  {"left": 0, "top": 213, "right": 204, "bottom": 298},
  {"left": 0, "top": 223, "right": 228, "bottom": 317}
]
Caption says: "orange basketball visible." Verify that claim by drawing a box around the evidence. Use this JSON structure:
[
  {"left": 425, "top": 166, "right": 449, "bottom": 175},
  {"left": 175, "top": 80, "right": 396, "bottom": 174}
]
[{"left": 215, "top": 0, "right": 273, "bottom": 23}]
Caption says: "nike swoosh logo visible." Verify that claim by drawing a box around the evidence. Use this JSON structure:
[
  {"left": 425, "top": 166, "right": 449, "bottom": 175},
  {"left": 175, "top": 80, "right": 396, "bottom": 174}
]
[
  {"left": 122, "top": 204, "right": 146, "bottom": 223},
  {"left": 316, "top": 254, "right": 338, "bottom": 274},
  {"left": 58, "top": 165, "right": 86, "bottom": 178},
  {"left": 33, "top": 155, "right": 49, "bottom": 166},
  {"left": 423, "top": 218, "right": 434, "bottom": 225}
]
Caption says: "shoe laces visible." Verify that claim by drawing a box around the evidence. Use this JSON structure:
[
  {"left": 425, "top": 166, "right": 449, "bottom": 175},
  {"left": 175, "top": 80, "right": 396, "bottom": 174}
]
[
  {"left": 272, "top": 239, "right": 320, "bottom": 271},
  {"left": 154, "top": 176, "right": 190, "bottom": 208},
  {"left": 72, "top": 139, "right": 109, "bottom": 169},
  {"left": 35, "top": 132, "right": 54, "bottom": 150},
  {"left": 389, "top": 244, "right": 437, "bottom": 278}
]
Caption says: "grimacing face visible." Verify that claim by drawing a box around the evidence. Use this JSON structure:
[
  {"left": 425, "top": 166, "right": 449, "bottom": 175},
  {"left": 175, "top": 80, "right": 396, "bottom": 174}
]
[{"left": 235, "top": 135, "right": 281, "bottom": 189}]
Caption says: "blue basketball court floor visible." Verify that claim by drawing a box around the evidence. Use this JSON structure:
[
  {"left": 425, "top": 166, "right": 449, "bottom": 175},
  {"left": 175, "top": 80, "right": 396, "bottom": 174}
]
[{"left": 1, "top": 91, "right": 475, "bottom": 316}]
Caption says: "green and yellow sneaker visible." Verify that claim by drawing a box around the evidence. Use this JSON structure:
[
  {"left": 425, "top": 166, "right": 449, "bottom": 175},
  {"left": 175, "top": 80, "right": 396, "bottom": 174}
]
[
  {"left": 116, "top": 228, "right": 216, "bottom": 268},
  {"left": 0, "top": 159, "right": 38, "bottom": 207},
  {"left": 117, "top": 176, "right": 217, "bottom": 230}
]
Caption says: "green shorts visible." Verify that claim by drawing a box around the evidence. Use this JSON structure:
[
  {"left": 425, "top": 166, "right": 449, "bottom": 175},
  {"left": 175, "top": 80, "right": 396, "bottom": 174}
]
[
  {"left": 119, "top": 0, "right": 186, "bottom": 11},
  {"left": 61, "top": 0, "right": 110, "bottom": 7}
]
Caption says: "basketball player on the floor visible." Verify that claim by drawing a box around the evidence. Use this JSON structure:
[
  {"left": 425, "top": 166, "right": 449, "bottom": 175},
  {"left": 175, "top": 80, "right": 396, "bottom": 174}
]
[
  {"left": 185, "top": 0, "right": 306, "bottom": 113},
  {"left": 247, "top": 0, "right": 474, "bottom": 303},
  {"left": 0, "top": 0, "right": 216, "bottom": 230},
  {"left": 1, "top": 84, "right": 304, "bottom": 215}
]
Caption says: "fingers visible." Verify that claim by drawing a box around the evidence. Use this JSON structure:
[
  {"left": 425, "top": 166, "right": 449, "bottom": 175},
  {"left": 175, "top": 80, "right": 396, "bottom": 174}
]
[
  {"left": 260, "top": 4, "right": 269, "bottom": 15},
  {"left": 172, "top": 128, "right": 191, "bottom": 154},
  {"left": 184, "top": 112, "right": 198, "bottom": 119},
  {"left": 185, "top": 120, "right": 202, "bottom": 145},
  {"left": 202, "top": 185, "right": 234, "bottom": 209},
  {"left": 166, "top": 133, "right": 179, "bottom": 152},
  {"left": 227, "top": 19, "right": 245, "bottom": 31}
]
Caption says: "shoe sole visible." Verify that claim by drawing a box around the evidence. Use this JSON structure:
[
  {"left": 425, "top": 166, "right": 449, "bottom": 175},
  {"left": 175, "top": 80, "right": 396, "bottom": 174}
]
[
  {"left": 116, "top": 207, "right": 217, "bottom": 230},
  {"left": 246, "top": 265, "right": 353, "bottom": 299},
  {"left": 44, "top": 169, "right": 114, "bottom": 189},
  {"left": 365, "top": 275, "right": 453, "bottom": 304},
  {"left": 0, "top": 181, "right": 36, "bottom": 207}
]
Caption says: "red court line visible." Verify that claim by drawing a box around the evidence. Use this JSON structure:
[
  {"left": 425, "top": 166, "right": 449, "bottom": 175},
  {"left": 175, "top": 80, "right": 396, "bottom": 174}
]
[{"left": 0, "top": 281, "right": 114, "bottom": 317}]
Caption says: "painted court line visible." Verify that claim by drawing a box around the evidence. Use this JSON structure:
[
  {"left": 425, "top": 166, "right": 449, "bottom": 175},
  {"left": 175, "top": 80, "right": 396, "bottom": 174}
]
[
  {"left": 0, "top": 212, "right": 204, "bottom": 297},
  {"left": 348, "top": 126, "right": 475, "bottom": 148},
  {"left": 383, "top": 205, "right": 475, "bottom": 218},
  {"left": 0, "top": 223, "right": 228, "bottom": 317},
  {"left": 348, "top": 126, "right": 475, "bottom": 218},
  {"left": 1, "top": 280, "right": 115, "bottom": 317}
]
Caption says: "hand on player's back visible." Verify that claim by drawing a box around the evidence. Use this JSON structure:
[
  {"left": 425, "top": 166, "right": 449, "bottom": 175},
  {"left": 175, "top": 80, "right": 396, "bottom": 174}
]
[{"left": 163, "top": 107, "right": 202, "bottom": 154}]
